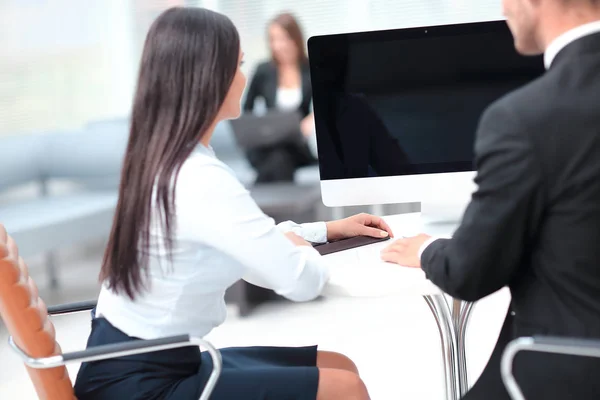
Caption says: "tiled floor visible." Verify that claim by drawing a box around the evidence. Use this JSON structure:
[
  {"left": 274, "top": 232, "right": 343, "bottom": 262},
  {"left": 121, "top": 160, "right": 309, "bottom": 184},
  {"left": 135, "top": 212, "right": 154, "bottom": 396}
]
[{"left": 0, "top": 247, "right": 510, "bottom": 399}]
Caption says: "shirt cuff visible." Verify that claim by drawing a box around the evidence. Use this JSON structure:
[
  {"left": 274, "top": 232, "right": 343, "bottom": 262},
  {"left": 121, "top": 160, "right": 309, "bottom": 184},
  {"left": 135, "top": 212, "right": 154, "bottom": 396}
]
[
  {"left": 418, "top": 237, "right": 440, "bottom": 260},
  {"left": 277, "top": 221, "right": 328, "bottom": 244},
  {"left": 298, "top": 245, "right": 330, "bottom": 278}
]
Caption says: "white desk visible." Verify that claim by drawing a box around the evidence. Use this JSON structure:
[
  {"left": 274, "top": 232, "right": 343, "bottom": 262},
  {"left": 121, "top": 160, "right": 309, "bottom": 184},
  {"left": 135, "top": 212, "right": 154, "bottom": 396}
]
[{"left": 322, "top": 213, "right": 473, "bottom": 400}]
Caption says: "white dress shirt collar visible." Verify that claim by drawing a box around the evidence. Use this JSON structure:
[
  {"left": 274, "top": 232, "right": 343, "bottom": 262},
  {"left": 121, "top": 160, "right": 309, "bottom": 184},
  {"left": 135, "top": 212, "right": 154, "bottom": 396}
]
[
  {"left": 194, "top": 143, "right": 216, "bottom": 157},
  {"left": 544, "top": 20, "right": 600, "bottom": 69}
]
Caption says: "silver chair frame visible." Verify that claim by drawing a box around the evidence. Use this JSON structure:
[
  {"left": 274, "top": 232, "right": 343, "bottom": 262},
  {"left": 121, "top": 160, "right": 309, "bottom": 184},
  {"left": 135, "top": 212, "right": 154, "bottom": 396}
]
[
  {"left": 7, "top": 302, "right": 222, "bottom": 400},
  {"left": 501, "top": 336, "right": 600, "bottom": 400}
]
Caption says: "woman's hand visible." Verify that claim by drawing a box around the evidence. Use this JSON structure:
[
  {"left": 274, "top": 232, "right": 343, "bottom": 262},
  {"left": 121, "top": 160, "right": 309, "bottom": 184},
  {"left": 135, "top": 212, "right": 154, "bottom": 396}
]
[
  {"left": 300, "top": 113, "right": 315, "bottom": 137},
  {"left": 325, "top": 213, "right": 393, "bottom": 242}
]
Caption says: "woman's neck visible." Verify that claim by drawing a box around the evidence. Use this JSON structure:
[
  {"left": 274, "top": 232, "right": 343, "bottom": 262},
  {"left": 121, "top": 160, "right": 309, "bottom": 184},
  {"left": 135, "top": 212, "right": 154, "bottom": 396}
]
[{"left": 200, "top": 122, "right": 217, "bottom": 147}]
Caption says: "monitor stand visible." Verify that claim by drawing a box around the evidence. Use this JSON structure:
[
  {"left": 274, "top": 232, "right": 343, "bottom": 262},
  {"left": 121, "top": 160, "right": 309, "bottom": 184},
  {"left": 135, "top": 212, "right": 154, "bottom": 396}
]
[{"left": 420, "top": 201, "right": 468, "bottom": 236}]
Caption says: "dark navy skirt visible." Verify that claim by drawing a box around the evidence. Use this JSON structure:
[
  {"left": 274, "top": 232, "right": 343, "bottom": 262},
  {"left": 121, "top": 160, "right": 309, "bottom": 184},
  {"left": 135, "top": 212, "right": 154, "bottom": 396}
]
[{"left": 74, "top": 316, "right": 319, "bottom": 400}]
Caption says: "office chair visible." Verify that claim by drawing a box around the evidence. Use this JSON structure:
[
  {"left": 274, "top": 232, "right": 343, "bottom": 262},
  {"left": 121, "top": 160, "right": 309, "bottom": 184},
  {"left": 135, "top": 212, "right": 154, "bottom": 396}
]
[
  {"left": 501, "top": 335, "right": 600, "bottom": 400},
  {"left": 0, "top": 223, "right": 222, "bottom": 400}
]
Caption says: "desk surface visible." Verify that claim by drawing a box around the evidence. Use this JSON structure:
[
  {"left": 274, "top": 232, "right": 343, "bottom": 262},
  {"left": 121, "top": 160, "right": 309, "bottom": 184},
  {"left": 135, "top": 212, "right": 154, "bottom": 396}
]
[{"left": 322, "top": 212, "right": 457, "bottom": 297}]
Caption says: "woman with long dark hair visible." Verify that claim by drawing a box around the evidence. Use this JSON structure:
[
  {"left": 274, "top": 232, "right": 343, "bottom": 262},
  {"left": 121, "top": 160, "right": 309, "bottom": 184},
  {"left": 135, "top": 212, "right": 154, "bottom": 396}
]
[
  {"left": 74, "top": 7, "right": 391, "bottom": 400},
  {"left": 243, "top": 12, "right": 318, "bottom": 182}
]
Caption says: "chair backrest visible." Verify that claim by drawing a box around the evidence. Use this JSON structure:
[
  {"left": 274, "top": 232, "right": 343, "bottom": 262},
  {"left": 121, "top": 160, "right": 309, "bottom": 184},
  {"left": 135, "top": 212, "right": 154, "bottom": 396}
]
[
  {"left": 0, "top": 224, "right": 75, "bottom": 399},
  {"left": 0, "top": 134, "right": 45, "bottom": 192},
  {"left": 41, "top": 119, "right": 129, "bottom": 191}
]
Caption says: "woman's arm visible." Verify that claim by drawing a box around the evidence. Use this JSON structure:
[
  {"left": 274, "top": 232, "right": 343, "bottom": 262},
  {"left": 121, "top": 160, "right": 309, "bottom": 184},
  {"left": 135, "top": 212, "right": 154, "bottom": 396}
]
[
  {"left": 176, "top": 159, "right": 329, "bottom": 302},
  {"left": 277, "top": 220, "right": 327, "bottom": 244},
  {"left": 175, "top": 157, "right": 392, "bottom": 302},
  {"left": 278, "top": 214, "right": 392, "bottom": 244},
  {"left": 300, "top": 112, "right": 315, "bottom": 137}
]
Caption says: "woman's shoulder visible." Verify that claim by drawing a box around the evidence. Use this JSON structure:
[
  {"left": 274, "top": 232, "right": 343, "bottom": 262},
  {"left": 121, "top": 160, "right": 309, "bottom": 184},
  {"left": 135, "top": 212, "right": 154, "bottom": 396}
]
[
  {"left": 176, "top": 150, "right": 245, "bottom": 198},
  {"left": 253, "top": 60, "right": 277, "bottom": 77},
  {"left": 179, "top": 149, "right": 235, "bottom": 180},
  {"left": 174, "top": 151, "right": 256, "bottom": 226}
]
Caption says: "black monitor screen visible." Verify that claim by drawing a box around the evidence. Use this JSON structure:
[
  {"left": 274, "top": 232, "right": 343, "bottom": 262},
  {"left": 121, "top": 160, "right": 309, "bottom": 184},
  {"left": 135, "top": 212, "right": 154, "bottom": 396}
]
[{"left": 308, "top": 21, "right": 544, "bottom": 180}]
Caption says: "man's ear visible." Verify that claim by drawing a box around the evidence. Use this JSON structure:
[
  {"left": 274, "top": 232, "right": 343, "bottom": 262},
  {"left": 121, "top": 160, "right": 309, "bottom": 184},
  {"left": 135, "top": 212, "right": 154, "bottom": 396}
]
[
  {"left": 525, "top": 0, "right": 544, "bottom": 14},
  {"left": 529, "top": 0, "right": 545, "bottom": 9}
]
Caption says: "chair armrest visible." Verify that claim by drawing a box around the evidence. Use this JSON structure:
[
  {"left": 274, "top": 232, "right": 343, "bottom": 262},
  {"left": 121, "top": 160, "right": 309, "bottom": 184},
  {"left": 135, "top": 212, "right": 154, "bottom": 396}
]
[
  {"left": 527, "top": 336, "right": 600, "bottom": 355},
  {"left": 9, "top": 334, "right": 221, "bottom": 400},
  {"left": 501, "top": 336, "right": 600, "bottom": 400},
  {"left": 47, "top": 300, "right": 97, "bottom": 316}
]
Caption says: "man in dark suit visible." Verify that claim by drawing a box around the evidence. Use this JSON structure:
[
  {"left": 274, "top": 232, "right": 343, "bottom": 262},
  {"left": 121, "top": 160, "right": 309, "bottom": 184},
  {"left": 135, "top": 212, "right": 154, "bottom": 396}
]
[{"left": 381, "top": 0, "right": 600, "bottom": 398}]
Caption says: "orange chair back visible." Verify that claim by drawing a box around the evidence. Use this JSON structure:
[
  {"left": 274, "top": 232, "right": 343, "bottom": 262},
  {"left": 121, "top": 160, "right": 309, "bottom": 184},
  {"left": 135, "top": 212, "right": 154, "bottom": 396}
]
[{"left": 0, "top": 224, "right": 75, "bottom": 399}]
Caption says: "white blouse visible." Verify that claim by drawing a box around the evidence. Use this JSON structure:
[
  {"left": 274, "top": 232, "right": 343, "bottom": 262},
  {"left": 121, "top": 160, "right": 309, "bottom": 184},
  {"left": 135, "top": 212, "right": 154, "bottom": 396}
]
[
  {"left": 96, "top": 145, "right": 330, "bottom": 340},
  {"left": 276, "top": 87, "right": 303, "bottom": 111}
]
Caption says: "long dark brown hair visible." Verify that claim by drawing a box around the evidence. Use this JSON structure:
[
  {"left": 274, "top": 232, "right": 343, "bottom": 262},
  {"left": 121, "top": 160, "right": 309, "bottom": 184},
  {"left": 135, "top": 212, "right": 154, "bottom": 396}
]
[
  {"left": 270, "top": 12, "right": 308, "bottom": 65},
  {"left": 100, "top": 7, "right": 240, "bottom": 299}
]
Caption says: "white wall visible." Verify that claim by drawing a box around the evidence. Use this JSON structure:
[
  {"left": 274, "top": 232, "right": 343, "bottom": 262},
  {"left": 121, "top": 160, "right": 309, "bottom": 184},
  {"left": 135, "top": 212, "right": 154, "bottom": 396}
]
[{"left": 0, "top": 0, "right": 503, "bottom": 136}]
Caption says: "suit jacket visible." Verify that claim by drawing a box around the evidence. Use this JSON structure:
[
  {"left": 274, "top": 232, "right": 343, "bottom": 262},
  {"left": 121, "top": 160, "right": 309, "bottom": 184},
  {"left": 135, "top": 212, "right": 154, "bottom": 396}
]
[
  {"left": 421, "top": 32, "right": 600, "bottom": 399},
  {"left": 243, "top": 61, "right": 312, "bottom": 118}
]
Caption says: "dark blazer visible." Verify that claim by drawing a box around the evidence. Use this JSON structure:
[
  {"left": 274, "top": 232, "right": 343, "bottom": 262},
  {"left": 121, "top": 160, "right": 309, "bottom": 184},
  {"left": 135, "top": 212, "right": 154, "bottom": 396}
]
[
  {"left": 421, "top": 32, "right": 600, "bottom": 399},
  {"left": 243, "top": 61, "right": 312, "bottom": 118}
]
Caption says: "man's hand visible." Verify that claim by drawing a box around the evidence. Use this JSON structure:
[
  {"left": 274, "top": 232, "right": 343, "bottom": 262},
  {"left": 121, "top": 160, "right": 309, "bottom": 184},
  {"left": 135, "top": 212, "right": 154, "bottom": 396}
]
[
  {"left": 285, "top": 231, "right": 311, "bottom": 247},
  {"left": 326, "top": 213, "right": 394, "bottom": 242},
  {"left": 380, "top": 234, "right": 432, "bottom": 268}
]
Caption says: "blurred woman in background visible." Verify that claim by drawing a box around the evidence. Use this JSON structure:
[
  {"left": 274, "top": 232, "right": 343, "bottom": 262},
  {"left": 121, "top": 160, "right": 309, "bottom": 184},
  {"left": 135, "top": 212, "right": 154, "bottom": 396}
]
[
  {"left": 73, "top": 7, "right": 386, "bottom": 400},
  {"left": 243, "top": 12, "right": 318, "bottom": 183}
]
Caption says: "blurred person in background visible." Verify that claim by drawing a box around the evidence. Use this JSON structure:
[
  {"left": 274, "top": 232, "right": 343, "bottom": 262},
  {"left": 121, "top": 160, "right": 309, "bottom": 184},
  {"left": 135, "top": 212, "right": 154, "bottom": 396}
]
[
  {"left": 73, "top": 7, "right": 389, "bottom": 400},
  {"left": 243, "top": 12, "right": 318, "bottom": 183}
]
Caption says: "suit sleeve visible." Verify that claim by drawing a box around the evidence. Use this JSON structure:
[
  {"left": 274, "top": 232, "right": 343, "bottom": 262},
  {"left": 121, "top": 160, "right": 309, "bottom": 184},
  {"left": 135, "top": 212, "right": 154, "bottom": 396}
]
[
  {"left": 243, "top": 64, "right": 263, "bottom": 112},
  {"left": 421, "top": 102, "right": 546, "bottom": 301}
]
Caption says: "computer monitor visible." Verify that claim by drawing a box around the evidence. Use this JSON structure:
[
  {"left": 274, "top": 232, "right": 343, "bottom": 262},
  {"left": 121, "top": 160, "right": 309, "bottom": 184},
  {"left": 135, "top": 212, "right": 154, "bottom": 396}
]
[{"left": 308, "top": 20, "right": 544, "bottom": 225}]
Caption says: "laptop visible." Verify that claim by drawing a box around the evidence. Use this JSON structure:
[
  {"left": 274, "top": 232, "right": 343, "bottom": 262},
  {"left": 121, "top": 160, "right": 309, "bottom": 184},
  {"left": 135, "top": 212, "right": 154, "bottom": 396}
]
[{"left": 229, "top": 110, "right": 303, "bottom": 150}]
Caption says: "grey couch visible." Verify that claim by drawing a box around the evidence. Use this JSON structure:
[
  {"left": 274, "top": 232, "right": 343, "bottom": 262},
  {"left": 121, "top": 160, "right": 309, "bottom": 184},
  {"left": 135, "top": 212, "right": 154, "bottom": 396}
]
[{"left": 0, "top": 122, "right": 126, "bottom": 288}]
